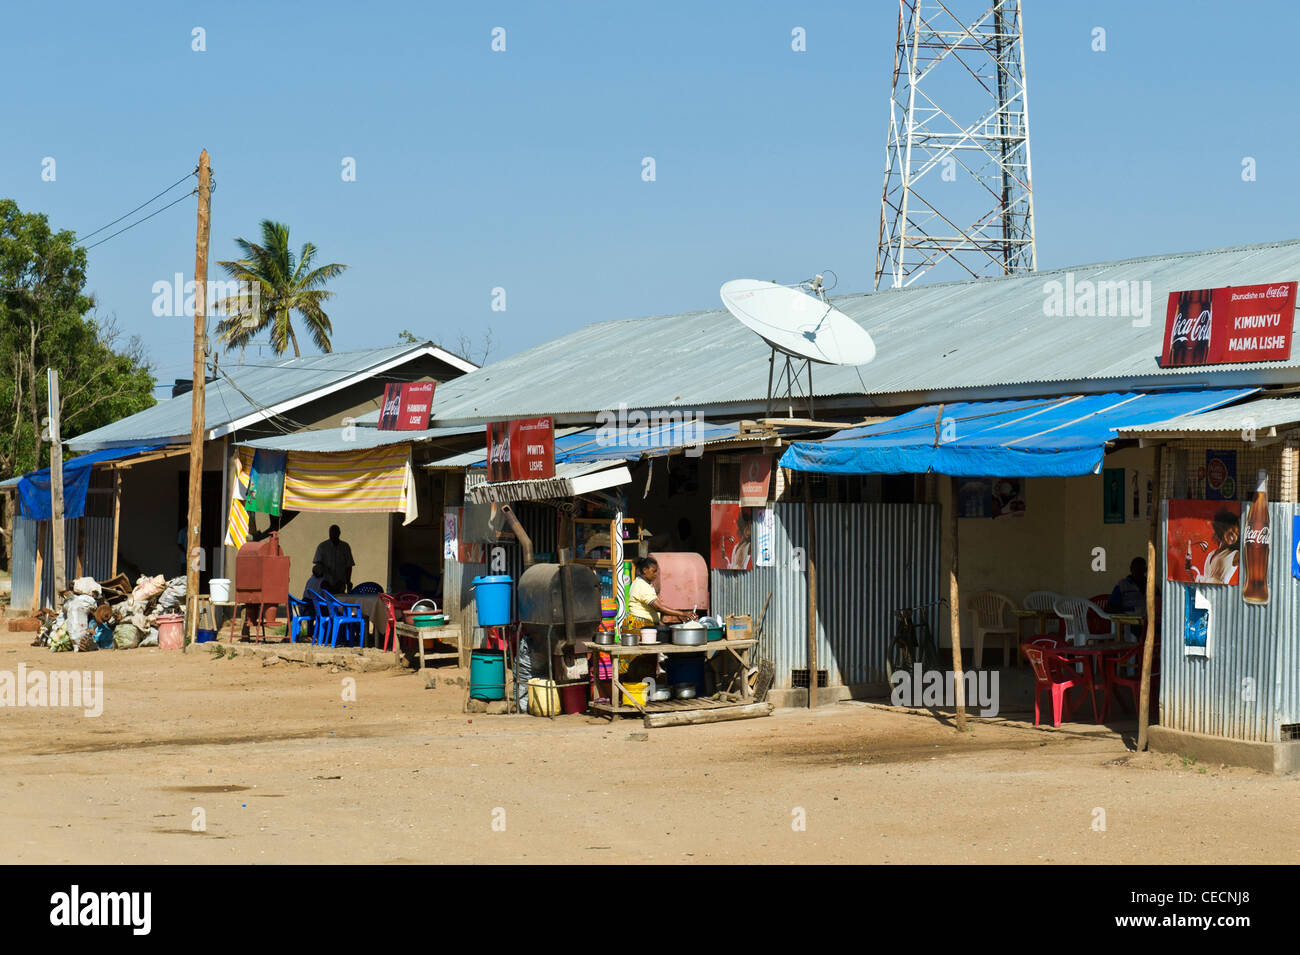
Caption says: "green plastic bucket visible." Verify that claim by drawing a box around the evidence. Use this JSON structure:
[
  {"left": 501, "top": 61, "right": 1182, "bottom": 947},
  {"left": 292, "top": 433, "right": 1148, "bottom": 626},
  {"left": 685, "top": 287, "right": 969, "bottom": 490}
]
[{"left": 469, "top": 649, "right": 506, "bottom": 701}]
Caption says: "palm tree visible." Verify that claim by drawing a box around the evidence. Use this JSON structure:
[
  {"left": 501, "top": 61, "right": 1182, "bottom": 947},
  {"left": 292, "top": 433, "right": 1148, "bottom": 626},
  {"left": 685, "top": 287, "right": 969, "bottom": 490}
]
[{"left": 213, "top": 220, "right": 347, "bottom": 357}]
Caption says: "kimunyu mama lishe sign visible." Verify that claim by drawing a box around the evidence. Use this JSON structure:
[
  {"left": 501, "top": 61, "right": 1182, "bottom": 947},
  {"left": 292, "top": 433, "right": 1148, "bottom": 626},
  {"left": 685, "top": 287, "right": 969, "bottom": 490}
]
[{"left": 1161, "top": 282, "right": 1297, "bottom": 367}]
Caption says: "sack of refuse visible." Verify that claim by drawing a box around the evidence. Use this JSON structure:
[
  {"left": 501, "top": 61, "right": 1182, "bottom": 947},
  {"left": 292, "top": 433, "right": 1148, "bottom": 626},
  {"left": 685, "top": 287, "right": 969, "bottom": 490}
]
[
  {"left": 156, "top": 576, "right": 187, "bottom": 611},
  {"left": 49, "top": 624, "right": 73, "bottom": 653},
  {"left": 113, "top": 623, "right": 142, "bottom": 650},
  {"left": 63, "top": 594, "right": 99, "bottom": 646},
  {"left": 76, "top": 632, "right": 99, "bottom": 652},
  {"left": 138, "top": 628, "right": 159, "bottom": 648},
  {"left": 72, "top": 576, "right": 102, "bottom": 597},
  {"left": 132, "top": 574, "right": 166, "bottom": 603}
]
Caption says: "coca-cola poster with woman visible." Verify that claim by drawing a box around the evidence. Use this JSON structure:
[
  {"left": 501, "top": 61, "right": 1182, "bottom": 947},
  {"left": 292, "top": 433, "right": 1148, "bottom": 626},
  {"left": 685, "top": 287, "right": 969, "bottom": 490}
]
[{"left": 1166, "top": 500, "right": 1241, "bottom": 585}]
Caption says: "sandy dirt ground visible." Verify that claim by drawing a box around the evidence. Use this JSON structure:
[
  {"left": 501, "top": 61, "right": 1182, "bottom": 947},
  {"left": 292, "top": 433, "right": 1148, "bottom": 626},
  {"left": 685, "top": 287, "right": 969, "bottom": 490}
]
[{"left": 1, "top": 625, "right": 1296, "bottom": 865}]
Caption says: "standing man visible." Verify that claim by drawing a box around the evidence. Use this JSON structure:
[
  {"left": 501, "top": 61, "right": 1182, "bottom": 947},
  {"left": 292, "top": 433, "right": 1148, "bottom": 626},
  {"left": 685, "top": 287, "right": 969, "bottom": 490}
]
[{"left": 313, "top": 524, "right": 355, "bottom": 594}]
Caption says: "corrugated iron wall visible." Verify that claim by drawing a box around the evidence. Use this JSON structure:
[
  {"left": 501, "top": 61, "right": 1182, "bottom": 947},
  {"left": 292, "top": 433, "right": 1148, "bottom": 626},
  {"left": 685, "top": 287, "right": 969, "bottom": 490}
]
[
  {"left": 710, "top": 501, "right": 941, "bottom": 688},
  {"left": 10, "top": 491, "right": 114, "bottom": 611},
  {"left": 442, "top": 469, "right": 557, "bottom": 633},
  {"left": 11, "top": 517, "right": 37, "bottom": 611},
  {"left": 1161, "top": 501, "right": 1300, "bottom": 742}
]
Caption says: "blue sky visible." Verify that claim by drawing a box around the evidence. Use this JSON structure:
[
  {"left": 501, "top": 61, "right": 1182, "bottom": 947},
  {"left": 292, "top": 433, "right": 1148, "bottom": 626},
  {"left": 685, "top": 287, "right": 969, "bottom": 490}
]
[{"left": 3, "top": 0, "right": 1298, "bottom": 392}]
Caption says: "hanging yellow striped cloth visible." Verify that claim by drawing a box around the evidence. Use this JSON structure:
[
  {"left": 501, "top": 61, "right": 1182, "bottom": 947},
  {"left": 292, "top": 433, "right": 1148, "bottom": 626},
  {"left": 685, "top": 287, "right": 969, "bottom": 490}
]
[{"left": 225, "top": 444, "right": 412, "bottom": 548}]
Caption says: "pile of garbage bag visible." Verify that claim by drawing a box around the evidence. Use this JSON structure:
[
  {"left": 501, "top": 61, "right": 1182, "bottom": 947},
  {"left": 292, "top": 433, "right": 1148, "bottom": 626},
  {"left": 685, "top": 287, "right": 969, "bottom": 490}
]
[{"left": 35, "top": 573, "right": 185, "bottom": 653}]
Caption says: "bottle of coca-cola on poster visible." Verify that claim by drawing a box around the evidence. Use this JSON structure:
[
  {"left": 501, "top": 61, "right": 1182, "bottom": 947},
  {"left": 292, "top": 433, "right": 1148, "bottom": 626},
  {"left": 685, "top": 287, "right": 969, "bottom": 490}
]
[
  {"left": 1242, "top": 469, "right": 1271, "bottom": 604},
  {"left": 1184, "top": 538, "right": 1194, "bottom": 578},
  {"left": 1168, "top": 292, "right": 1192, "bottom": 366},
  {"left": 1189, "top": 290, "right": 1212, "bottom": 365}
]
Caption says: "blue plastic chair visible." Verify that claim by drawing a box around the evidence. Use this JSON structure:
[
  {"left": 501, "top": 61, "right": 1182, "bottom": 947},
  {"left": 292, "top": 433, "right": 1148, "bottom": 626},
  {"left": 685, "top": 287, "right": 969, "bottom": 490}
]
[
  {"left": 324, "top": 592, "right": 365, "bottom": 649},
  {"left": 352, "top": 581, "right": 383, "bottom": 594},
  {"left": 306, "top": 590, "right": 335, "bottom": 646},
  {"left": 288, "top": 596, "right": 314, "bottom": 643}
]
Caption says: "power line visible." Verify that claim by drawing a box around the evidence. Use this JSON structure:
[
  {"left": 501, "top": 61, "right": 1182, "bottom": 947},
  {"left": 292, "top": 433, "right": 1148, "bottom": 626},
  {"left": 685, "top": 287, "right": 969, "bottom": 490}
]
[
  {"left": 82, "top": 189, "right": 196, "bottom": 251},
  {"left": 76, "top": 169, "right": 197, "bottom": 243}
]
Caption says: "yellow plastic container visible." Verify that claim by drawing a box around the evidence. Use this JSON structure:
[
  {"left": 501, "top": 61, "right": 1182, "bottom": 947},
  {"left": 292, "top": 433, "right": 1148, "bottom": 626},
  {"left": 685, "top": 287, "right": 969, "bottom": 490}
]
[
  {"left": 527, "top": 678, "right": 561, "bottom": 717},
  {"left": 621, "top": 681, "right": 649, "bottom": 708}
]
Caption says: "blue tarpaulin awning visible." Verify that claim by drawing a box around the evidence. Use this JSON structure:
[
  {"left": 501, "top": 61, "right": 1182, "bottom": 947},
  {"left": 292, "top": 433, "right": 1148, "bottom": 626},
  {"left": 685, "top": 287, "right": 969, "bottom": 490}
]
[
  {"left": 14, "top": 445, "right": 163, "bottom": 520},
  {"left": 779, "top": 390, "right": 1257, "bottom": 478}
]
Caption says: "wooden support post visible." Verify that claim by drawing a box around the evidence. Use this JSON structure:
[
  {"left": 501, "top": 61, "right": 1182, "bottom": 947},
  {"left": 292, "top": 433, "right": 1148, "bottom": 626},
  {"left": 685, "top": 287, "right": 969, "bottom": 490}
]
[
  {"left": 184, "top": 149, "right": 212, "bottom": 652},
  {"left": 47, "top": 369, "right": 65, "bottom": 611},
  {"left": 948, "top": 475, "right": 968, "bottom": 731},
  {"left": 803, "top": 475, "right": 818, "bottom": 708},
  {"left": 1137, "top": 444, "right": 1163, "bottom": 751},
  {"left": 32, "top": 521, "right": 44, "bottom": 610},
  {"left": 110, "top": 470, "right": 122, "bottom": 577}
]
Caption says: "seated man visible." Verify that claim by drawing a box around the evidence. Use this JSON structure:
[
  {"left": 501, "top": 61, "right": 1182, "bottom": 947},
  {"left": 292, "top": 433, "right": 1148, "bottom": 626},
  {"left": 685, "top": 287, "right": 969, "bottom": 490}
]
[
  {"left": 1107, "top": 557, "right": 1147, "bottom": 615},
  {"left": 304, "top": 563, "right": 330, "bottom": 599}
]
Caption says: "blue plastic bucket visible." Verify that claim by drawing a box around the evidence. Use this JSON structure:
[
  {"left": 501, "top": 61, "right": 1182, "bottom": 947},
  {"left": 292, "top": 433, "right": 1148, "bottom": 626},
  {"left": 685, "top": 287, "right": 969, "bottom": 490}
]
[
  {"left": 472, "top": 574, "right": 514, "bottom": 627},
  {"left": 469, "top": 649, "right": 506, "bottom": 701},
  {"left": 664, "top": 654, "right": 707, "bottom": 696}
]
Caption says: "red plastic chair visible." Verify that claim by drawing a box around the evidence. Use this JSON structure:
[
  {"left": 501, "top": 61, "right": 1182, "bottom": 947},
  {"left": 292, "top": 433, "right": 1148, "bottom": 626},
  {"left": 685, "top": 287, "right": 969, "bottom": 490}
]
[
  {"left": 1086, "top": 594, "right": 1114, "bottom": 636},
  {"left": 377, "top": 593, "right": 398, "bottom": 652},
  {"left": 1023, "top": 645, "right": 1100, "bottom": 727},
  {"left": 392, "top": 591, "right": 423, "bottom": 614},
  {"left": 1102, "top": 643, "right": 1159, "bottom": 722}
]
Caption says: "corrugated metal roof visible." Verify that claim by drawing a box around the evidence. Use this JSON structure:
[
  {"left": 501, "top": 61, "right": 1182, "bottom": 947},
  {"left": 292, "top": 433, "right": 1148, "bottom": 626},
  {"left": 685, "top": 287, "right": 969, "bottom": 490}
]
[
  {"left": 68, "top": 343, "right": 475, "bottom": 451},
  {"left": 239, "top": 424, "right": 482, "bottom": 453},
  {"left": 1117, "top": 395, "right": 1300, "bottom": 434},
  {"left": 423, "top": 238, "right": 1300, "bottom": 425},
  {"left": 425, "top": 421, "right": 743, "bottom": 469}
]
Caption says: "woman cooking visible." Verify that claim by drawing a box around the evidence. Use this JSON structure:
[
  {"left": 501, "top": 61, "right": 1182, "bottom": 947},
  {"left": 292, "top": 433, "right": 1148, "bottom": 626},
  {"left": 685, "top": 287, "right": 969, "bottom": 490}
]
[{"left": 626, "top": 557, "right": 697, "bottom": 630}]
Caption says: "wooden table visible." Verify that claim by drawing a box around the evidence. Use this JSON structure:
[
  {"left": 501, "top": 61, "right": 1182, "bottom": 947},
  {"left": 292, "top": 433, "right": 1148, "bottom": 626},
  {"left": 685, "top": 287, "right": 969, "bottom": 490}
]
[
  {"left": 588, "top": 639, "right": 757, "bottom": 720},
  {"left": 1108, "top": 613, "right": 1146, "bottom": 641},
  {"left": 394, "top": 621, "right": 465, "bottom": 670}
]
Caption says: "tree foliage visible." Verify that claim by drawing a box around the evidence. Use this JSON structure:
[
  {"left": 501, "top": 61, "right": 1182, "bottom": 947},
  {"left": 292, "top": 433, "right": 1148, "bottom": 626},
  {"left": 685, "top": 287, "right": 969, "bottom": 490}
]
[
  {"left": 0, "top": 199, "right": 156, "bottom": 479},
  {"left": 213, "top": 219, "right": 348, "bottom": 357}
]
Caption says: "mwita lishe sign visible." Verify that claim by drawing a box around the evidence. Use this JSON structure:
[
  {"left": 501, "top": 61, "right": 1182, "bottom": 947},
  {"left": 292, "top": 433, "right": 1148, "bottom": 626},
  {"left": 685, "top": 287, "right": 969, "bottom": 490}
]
[
  {"left": 50, "top": 886, "right": 151, "bottom": 935},
  {"left": 1161, "top": 281, "right": 1298, "bottom": 367}
]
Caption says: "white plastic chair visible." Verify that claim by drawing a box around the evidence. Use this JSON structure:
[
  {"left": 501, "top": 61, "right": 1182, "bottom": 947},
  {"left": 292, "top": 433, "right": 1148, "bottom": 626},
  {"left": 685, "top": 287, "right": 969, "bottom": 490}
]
[
  {"left": 1052, "top": 596, "right": 1112, "bottom": 647},
  {"left": 967, "top": 591, "right": 1017, "bottom": 667}
]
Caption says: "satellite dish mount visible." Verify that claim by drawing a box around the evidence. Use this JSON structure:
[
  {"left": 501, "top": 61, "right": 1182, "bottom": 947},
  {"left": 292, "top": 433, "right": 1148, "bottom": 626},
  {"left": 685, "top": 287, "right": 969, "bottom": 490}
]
[{"left": 721, "top": 272, "right": 875, "bottom": 421}]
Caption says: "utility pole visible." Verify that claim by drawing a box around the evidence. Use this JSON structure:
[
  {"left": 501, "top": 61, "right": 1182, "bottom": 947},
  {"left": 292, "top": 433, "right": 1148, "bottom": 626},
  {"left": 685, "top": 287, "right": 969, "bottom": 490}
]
[
  {"left": 47, "top": 368, "right": 65, "bottom": 611},
  {"left": 185, "top": 149, "right": 212, "bottom": 650}
]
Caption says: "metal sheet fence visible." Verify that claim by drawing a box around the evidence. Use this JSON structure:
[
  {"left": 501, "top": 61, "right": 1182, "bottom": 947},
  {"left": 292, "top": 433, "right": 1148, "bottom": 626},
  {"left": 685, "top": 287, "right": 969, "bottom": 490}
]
[
  {"left": 1161, "top": 502, "right": 1300, "bottom": 742},
  {"left": 710, "top": 501, "right": 941, "bottom": 688},
  {"left": 442, "top": 485, "right": 557, "bottom": 633}
]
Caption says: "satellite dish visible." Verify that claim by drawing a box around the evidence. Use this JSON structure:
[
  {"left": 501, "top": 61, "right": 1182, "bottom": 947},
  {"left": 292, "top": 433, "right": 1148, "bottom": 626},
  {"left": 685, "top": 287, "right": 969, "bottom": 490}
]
[{"left": 720, "top": 279, "right": 876, "bottom": 366}]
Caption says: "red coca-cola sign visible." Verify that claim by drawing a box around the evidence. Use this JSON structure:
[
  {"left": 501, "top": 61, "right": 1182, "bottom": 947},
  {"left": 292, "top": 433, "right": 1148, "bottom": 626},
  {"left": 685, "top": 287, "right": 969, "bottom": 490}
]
[
  {"left": 486, "top": 417, "right": 555, "bottom": 482},
  {"left": 377, "top": 381, "right": 436, "bottom": 430},
  {"left": 1161, "top": 282, "right": 1297, "bottom": 367}
]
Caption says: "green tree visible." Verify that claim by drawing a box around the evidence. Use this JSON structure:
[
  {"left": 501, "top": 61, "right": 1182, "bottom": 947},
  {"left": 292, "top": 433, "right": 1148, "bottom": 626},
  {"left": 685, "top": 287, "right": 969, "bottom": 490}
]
[
  {"left": 213, "top": 219, "right": 348, "bottom": 357},
  {"left": 0, "top": 199, "right": 155, "bottom": 479}
]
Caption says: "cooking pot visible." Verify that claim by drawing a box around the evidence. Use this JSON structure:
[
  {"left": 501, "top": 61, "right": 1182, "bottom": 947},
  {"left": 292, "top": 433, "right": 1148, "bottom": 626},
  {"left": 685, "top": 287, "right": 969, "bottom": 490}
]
[
  {"left": 672, "top": 622, "right": 707, "bottom": 646},
  {"left": 593, "top": 630, "right": 615, "bottom": 646},
  {"left": 621, "top": 630, "right": 640, "bottom": 647},
  {"left": 640, "top": 627, "right": 659, "bottom": 645},
  {"left": 646, "top": 678, "right": 672, "bottom": 702},
  {"left": 672, "top": 683, "right": 697, "bottom": 700}
]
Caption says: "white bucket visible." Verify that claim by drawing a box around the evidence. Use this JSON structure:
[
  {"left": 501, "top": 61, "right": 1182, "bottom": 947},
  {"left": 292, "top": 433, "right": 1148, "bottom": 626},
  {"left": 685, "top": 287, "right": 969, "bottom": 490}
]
[{"left": 210, "top": 578, "right": 231, "bottom": 602}]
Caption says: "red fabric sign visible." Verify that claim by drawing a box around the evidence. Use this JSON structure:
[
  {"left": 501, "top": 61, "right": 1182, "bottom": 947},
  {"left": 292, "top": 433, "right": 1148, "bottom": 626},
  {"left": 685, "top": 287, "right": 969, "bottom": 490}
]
[
  {"left": 377, "top": 382, "right": 436, "bottom": 431},
  {"left": 486, "top": 417, "right": 555, "bottom": 482},
  {"left": 739, "top": 454, "right": 772, "bottom": 507},
  {"left": 1161, "top": 282, "right": 1297, "bottom": 367}
]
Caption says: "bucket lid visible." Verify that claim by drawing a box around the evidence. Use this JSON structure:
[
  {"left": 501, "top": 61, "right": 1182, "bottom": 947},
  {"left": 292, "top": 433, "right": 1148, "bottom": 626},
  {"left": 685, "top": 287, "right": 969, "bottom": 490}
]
[{"left": 471, "top": 575, "right": 513, "bottom": 584}]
